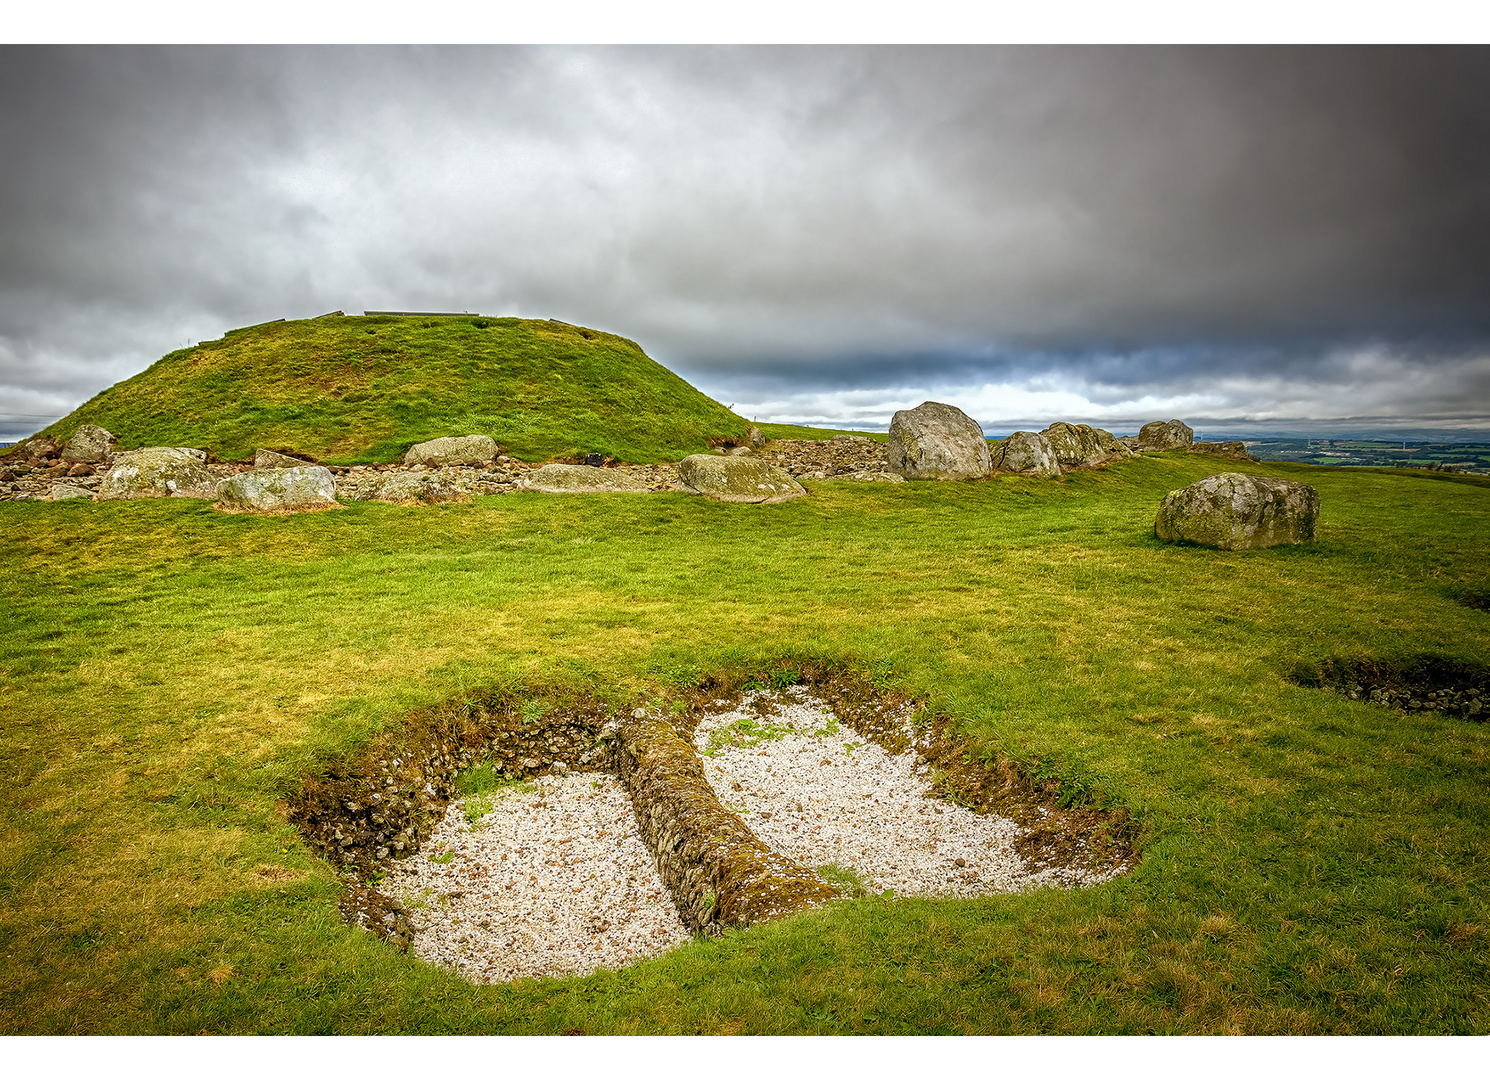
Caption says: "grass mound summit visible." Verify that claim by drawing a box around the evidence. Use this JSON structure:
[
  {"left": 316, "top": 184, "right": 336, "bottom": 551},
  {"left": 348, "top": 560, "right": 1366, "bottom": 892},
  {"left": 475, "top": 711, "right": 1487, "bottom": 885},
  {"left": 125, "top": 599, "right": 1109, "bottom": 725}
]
[{"left": 36, "top": 314, "right": 748, "bottom": 464}]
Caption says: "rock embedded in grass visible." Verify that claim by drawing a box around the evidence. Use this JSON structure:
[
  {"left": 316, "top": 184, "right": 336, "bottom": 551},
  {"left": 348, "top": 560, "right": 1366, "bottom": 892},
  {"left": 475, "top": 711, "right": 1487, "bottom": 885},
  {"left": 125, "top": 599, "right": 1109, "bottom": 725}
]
[
  {"left": 677, "top": 454, "right": 806, "bottom": 504},
  {"left": 253, "top": 448, "right": 318, "bottom": 468},
  {"left": 519, "top": 463, "right": 652, "bottom": 494},
  {"left": 48, "top": 482, "right": 94, "bottom": 501},
  {"left": 403, "top": 434, "right": 498, "bottom": 468},
  {"left": 1190, "top": 440, "right": 1257, "bottom": 462},
  {"left": 345, "top": 470, "right": 466, "bottom": 504},
  {"left": 992, "top": 431, "right": 1062, "bottom": 478},
  {"left": 887, "top": 401, "right": 993, "bottom": 480},
  {"left": 98, "top": 446, "right": 217, "bottom": 500},
  {"left": 1154, "top": 472, "right": 1319, "bottom": 550},
  {"left": 216, "top": 465, "right": 339, "bottom": 512}
]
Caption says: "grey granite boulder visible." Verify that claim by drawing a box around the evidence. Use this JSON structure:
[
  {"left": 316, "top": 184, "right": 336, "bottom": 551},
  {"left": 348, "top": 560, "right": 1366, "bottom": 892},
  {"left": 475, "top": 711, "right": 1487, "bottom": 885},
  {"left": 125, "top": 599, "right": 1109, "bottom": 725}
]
[
  {"left": 254, "top": 448, "right": 318, "bottom": 468},
  {"left": 677, "top": 454, "right": 806, "bottom": 503},
  {"left": 991, "top": 431, "right": 1061, "bottom": 478},
  {"left": 1136, "top": 419, "right": 1195, "bottom": 451},
  {"left": 348, "top": 472, "right": 465, "bottom": 503},
  {"left": 747, "top": 425, "right": 768, "bottom": 449},
  {"left": 61, "top": 424, "right": 117, "bottom": 464},
  {"left": 98, "top": 447, "right": 217, "bottom": 499},
  {"left": 1040, "top": 422, "right": 1131, "bottom": 468},
  {"left": 887, "top": 401, "right": 992, "bottom": 480},
  {"left": 216, "top": 466, "right": 338, "bottom": 512},
  {"left": 520, "top": 464, "right": 651, "bottom": 494},
  {"left": 403, "top": 435, "right": 497, "bottom": 468},
  {"left": 1154, "top": 472, "right": 1319, "bottom": 550}
]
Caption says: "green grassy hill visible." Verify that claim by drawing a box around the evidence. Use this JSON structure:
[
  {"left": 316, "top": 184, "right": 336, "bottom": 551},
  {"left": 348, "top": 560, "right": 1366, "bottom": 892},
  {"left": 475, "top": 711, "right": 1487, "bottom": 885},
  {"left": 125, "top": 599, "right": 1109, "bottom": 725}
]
[{"left": 33, "top": 314, "right": 749, "bottom": 463}]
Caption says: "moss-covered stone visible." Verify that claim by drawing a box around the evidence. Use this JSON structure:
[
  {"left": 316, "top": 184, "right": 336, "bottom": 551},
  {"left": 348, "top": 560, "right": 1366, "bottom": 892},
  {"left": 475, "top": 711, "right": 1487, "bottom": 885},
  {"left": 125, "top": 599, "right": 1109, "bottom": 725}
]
[
  {"left": 677, "top": 454, "right": 806, "bottom": 504},
  {"left": 216, "top": 465, "right": 339, "bottom": 512},
  {"left": 991, "top": 431, "right": 1061, "bottom": 478},
  {"left": 1154, "top": 471, "right": 1319, "bottom": 550},
  {"left": 1039, "top": 422, "right": 1131, "bottom": 468},
  {"left": 614, "top": 709, "right": 838, "bottom": 933},
  {"left": 1136, "top": 419, "right": 1194, "bottom": 451}
]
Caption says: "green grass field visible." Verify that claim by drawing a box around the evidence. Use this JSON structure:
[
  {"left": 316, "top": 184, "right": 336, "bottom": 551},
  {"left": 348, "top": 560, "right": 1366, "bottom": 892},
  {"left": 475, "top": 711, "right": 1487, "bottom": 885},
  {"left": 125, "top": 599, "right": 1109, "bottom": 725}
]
[
  {"left": 1, "top": 451, "right": 1487, "bottom": 1033},
  {"left": 23, "top": 315, "right": 748, "bottom": 464}
]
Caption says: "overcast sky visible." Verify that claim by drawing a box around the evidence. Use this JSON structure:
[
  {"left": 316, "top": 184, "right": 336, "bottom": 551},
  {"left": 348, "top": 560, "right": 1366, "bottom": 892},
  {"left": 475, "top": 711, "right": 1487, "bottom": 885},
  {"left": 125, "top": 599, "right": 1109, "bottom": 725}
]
[{"left": 3, "top": 45, "right": 1489, "bottom": 440}]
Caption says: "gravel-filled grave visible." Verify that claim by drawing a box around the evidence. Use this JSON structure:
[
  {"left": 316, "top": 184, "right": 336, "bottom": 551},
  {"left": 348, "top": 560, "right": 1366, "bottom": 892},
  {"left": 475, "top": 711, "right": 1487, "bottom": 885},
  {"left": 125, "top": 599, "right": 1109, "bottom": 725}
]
[{"left": 374, "top": 687, "right": 1126, "bottom": 984}]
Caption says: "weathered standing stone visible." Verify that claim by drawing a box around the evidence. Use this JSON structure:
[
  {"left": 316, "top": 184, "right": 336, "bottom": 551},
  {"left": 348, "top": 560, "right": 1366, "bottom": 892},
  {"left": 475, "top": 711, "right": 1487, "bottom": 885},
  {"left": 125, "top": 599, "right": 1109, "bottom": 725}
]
[
  {"left": 347, "top": 472, "right": 465, "bottom": 504},
  {"left": 1040, "top": 422, "right": 1131, "bottom": 468},
  {"left": 60, "top": 424, "right": 117, "bottom": 464},
  {"left": 887, "top": 401, "right": 992, "bottom": 480},
  {"left": 1154, "top": 472, "right": 1319, "bottom": 550},
  {"left": 216, "top": 466, "right": 338, "bottom": 512},
  {"left": 677, "top": 454, "right": 806, "bottom": 503},
  {"left": 98, "top": 447, "right": 217, "bottom": 500},
  {"left": 403, "top": 435, "right": 497, "bottom": 468},
  {"left": 519, "top": 464, "right": 651, "bottom": 494},
  {"left": 991, "top": 431, "right": 1061, "bottom": 478},
  {"left": 746, "top": 425, "right": 768, "bottom": 449},
  {"left": 254, "top": 448, "right": 318, "bottom": 468},
  {"left": 1136, "top": 419, "right": 1195, "bottom": 451}
]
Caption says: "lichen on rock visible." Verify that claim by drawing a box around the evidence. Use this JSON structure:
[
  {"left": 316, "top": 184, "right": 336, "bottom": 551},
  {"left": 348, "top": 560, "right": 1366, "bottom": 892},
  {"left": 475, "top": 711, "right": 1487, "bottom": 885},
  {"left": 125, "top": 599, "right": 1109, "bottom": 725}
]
[
  {"left": 677, "top": 454, "right": 806, "bottom": 503},
  {"left": 520, "top": 463, "right": 652, "bottom": 494},
  {"left": 1154, "top": 471, "right": 1319, "bottom": 550},
  {"left": 887, "top": 401, "right": 992, "bottom": 480},
  {"left": 215, "top": 465, "right": 339, "bottom": 512}
]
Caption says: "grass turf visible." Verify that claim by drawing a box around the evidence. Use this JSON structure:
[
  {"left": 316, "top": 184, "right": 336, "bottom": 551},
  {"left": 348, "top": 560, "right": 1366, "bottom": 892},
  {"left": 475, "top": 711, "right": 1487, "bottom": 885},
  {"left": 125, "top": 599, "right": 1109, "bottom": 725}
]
[
  {"left": 1, "top": 452, "right": 1487, "bottom": 1033},
  {"left": 25, "top": 314, "right": 748, "bottom": 464}
]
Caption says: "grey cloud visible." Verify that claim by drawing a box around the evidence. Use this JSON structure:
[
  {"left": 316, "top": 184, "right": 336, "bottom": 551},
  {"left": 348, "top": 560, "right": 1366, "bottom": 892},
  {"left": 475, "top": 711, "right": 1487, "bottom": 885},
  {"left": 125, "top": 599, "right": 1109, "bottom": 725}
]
[{"left": 2, "top": 45, "right": 1489, "bottom": 439}]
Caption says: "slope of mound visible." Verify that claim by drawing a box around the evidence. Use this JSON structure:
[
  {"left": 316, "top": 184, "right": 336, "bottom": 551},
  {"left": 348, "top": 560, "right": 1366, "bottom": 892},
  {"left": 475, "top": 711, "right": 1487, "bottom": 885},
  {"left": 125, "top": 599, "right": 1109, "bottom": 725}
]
[{"left": 37, "top": 314, "right": 748, "bottom": 463}]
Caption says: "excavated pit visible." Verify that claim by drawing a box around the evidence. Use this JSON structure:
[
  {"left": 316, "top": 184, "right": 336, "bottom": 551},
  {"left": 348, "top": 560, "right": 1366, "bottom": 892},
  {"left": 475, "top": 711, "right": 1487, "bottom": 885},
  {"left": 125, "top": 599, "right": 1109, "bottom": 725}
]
[
  {"left": 287, "top": 666, "right": 1138, "bottom": 981},
  {"left": 1291, "top": 655, "right": 1489, "bottom": 723}
]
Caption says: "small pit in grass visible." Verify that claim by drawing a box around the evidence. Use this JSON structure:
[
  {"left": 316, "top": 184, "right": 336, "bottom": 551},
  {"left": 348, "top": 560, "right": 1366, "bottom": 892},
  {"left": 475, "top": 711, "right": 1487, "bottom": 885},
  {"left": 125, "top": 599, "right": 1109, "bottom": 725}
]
[
  {"left": 291, "top": 666, "right": 1137, "bottom": 984},
  {"left": 1291, "top": 654, "right": 1489, "bottom": 723}
]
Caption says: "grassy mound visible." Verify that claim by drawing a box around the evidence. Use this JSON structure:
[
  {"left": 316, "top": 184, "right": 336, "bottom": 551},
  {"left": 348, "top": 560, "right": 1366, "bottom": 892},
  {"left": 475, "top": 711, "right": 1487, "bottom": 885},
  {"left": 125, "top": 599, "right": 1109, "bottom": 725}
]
[{"left": 34, "top": 314, "right": 749, "bottom": 464}]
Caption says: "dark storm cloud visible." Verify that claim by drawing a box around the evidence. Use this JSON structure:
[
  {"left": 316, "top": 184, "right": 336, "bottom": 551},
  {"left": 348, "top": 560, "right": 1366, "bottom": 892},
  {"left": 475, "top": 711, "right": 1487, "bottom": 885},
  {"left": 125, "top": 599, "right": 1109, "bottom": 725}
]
[{"left": 3, "top": 45, "right": 1489, "bottom": 438}]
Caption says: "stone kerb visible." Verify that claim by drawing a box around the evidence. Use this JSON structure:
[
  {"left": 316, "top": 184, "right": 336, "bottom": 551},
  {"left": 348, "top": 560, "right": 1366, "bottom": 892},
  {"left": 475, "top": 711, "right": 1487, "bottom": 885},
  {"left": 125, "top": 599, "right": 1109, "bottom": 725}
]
[
  {"left": 216, "top": 466, "right": 339, "bottom": 513},
  {"left": 60, "top": 424, "right": 117, "bottom": 464},
  {"left": 887, "top": 401, "right": 992, "bottom": 480},
  {"left": 519, "top": 463, "right": 652, "bottom": 494},
  {"left": 677, "top": 455, "right": 806, "bottom": 503},
  {"left": 1137, "top": 419, "right": 1195, "bottom": 452},
  {"left": 1154, "top": 472, "right": 1319, "bottom": 550},
  {"left": 403, "top": 435, "right": 498, "bottom": 468},
  {"left": 98, "top": 447, "right": 218, "bottom": 500}
]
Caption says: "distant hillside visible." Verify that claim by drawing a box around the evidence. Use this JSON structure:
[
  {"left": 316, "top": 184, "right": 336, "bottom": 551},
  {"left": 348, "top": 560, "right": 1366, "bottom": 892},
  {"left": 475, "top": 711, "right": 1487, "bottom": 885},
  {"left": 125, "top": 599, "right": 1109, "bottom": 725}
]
[{"left": 35, "top": 314, "right": 749, "bottom": 463}]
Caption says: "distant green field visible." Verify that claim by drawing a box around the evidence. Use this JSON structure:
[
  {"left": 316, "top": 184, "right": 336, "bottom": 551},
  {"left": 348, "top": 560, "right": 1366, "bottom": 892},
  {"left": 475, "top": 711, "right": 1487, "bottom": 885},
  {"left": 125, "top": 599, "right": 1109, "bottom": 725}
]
[
  {"left": 26, "top": 315, "right": 749, "bottom": 464},
  {"left": 1, "top": 452, "right": 1487, "bottom": 1033}
]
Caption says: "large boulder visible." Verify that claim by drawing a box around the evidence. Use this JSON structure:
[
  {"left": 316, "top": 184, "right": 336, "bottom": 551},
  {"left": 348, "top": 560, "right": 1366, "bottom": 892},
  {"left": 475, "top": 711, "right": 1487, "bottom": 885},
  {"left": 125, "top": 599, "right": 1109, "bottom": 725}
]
[
  {"left": 216, "top": 466, "right": 338, "bottom": 512},
  {"left": 403, "top": 435, "right": 497, "bottom": 468},
  {"left": 60, "top": 424, "right": 117, "bottom": 464},
  {"left": 254, "top": 448, "right": 318, "bottom": 469},
  {"left": 1154, "top": 472, "right": 1319, "bottom": 550},
  {"left": 991, "top": 431, "right": 1061, "bottom": 478},
  {"left": 519, "top": 464, "right": 651, "bottom": 494},
  {"left": 746, "top": 425, "right": 768, "bottom": 449},
  {"left": 1136, "top": 419, "right": 1195, "bottom": 451},
  {"left": 49, "top": 483, "right": 95, "bottom": 501},
  {"left": 887, "top": 401, "right": 992, "bottom": 480},
  {"left": 347, "top": 471, "right": 465, "bottom": 504},
  {"left": 98, "top": 447, "right": 217, "bottom": 500},
  {"left": 1040, "top": 422, "right": 1131, "bottom": 468},
  {"left": 677, "top": 454, "right": 806, "bottom": 503}
]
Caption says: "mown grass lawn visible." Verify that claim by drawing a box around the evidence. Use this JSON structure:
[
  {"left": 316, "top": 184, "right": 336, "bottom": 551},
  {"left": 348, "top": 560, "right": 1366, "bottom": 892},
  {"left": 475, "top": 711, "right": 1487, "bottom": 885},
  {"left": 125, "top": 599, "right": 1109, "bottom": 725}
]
[{"left": 1, "top": 452, "right": 1486, "bottom": 1033}]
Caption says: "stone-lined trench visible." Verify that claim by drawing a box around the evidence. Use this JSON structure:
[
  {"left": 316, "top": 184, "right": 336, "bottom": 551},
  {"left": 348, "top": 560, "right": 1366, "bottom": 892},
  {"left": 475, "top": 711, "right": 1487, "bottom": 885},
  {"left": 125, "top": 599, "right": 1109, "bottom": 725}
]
[{"left": 288, "top": 667, "right": 1138, "bottom": 977}]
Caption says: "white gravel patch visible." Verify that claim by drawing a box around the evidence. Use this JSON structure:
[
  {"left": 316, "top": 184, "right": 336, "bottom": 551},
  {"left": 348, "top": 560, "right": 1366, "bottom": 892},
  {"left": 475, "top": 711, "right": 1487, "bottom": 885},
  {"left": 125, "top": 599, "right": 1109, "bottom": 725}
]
[
  {"left": 692, "top": 690, "right": 1122, "bottom": 897},
  {"left": 376, "top": 772, "right": 690, "bottom": 984}
]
